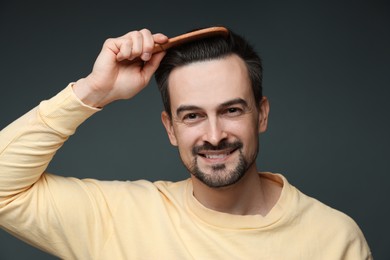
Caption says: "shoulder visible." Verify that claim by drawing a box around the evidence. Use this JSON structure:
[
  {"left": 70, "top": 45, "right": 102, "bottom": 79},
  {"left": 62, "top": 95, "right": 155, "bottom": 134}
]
[
  {"left": 80, "top": 177, "right": 188, "bottom": 197},
  {"left": 262, "top": 172, "right": 372, "bottom": 258},
  {"left": 297, "top": 189, "right": 362, "bottom": 234},
  {"left": 263, "top": 173, "right": 358, "bottom": 228},
  {"left": 288, "top": 180, "right": 372, "bottom": 259},
  {"left": 79, "top": 177, "right": 190, "bottom": 205}
]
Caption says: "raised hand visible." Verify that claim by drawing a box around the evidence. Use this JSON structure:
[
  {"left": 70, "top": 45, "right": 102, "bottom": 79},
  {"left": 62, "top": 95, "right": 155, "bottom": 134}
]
[{"left": 73, "top": 29, "right": 168, "bottom": 108}]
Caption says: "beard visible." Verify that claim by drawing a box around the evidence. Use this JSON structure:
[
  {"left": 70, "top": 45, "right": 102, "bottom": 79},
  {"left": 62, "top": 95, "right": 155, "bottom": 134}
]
[{"left": 187, "top": 140, "right": 257, "bottom": 188}]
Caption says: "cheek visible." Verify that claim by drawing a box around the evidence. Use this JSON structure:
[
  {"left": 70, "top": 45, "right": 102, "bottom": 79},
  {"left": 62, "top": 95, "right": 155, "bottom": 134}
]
[
  {"left": 174, "top": 126, "right": 203, "bottom": 149},
  {"left": 227, "top": 118, "right": 258, "bottom": 137}
]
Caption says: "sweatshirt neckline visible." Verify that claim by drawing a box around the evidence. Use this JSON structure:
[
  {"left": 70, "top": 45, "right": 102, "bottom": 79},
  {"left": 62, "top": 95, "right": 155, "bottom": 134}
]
[{"left": 185, "top": 172, "right": 292, "bottom": 230}]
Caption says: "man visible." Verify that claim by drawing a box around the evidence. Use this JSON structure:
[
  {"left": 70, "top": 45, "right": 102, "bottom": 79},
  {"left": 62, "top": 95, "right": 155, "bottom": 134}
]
[{"left": 0, "top": 27, "right": 371, "bottom": 259}]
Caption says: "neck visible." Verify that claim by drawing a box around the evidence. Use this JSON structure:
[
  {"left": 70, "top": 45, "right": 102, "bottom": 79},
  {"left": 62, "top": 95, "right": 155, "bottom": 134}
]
[{"left": 191, "top": 166, "right": 280, "bottom": 216}]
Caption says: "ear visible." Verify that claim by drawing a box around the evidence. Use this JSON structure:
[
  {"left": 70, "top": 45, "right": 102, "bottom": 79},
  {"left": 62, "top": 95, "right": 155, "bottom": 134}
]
[
  {"left": 258, "top": 97, "right": 270, "bottom": 133},
  {"left": 161, "top": 111, "right": 178, "bottom": 146}
]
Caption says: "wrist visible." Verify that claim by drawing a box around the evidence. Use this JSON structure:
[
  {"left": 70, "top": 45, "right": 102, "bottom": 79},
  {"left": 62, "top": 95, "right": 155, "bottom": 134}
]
[{"left": 73, "top": 78, "right": 106, "bottom": 108}]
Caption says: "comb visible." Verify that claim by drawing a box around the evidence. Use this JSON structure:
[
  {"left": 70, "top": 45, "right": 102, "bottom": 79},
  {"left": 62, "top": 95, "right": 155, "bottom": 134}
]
[{"left": 152, "top": 26, "right": 229, "bottom": 53}]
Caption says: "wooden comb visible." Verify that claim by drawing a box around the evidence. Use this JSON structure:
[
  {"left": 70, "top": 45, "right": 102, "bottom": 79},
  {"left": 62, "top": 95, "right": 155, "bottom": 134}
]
[{"left": 152, "top": 26, "right": 229, "bottom": 53}]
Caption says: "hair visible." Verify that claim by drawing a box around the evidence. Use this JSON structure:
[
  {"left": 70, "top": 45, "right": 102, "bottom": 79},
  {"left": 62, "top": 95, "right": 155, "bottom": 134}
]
[{"left": 154, "top": 28, "right": 263, "bottom": 117}]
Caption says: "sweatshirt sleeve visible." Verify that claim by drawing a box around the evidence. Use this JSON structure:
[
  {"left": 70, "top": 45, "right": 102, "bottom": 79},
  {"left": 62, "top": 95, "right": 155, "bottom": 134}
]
[
  {"left": 0, "top": 84, "right": 106, "bottom": 258},
  {"left": 0, "top": 84, "right": 99, "bottom": 200}
]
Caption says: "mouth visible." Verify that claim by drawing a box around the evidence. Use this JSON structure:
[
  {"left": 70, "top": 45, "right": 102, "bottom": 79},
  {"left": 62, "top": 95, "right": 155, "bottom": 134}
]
[
  {"left": 198, "top": 148, "right": 238, "bottom": 159},
  {"left": 192, "top": 140, "right": 243, "bottom": 163}
]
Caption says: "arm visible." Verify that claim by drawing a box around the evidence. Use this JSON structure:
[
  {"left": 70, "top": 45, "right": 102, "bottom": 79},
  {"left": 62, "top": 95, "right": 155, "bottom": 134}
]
[{"left": 0, "top": 29, "right": 168, "bottom": 257}]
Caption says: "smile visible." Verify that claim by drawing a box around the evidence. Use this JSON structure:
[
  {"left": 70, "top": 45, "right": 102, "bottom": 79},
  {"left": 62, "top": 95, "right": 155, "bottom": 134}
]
[
  {"left": 204, "top": 154, "right": 229, "bottom": 159},
  {"left": 199, "top": 148, "right": 237, "bottom": 159}
]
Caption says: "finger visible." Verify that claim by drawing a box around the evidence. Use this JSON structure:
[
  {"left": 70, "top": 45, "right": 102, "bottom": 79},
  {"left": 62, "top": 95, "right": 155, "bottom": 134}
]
[
  {"left": 116, "top": 30, "right": 146, "bottom": 61},
  {"left": 116, "top": 38, "right": 133, "bottom": 61},
  {"left": 129, "top": 31, "right": 143, "bottom": 60},
  {"left": 139, "top": 29, "right": 154, "bottom": 61},
  {"left": 142, "top": 51, "right": 166, "bottom": 79},
  {"left": 153, "top": 33, "right": 169, "bottom": 44}
]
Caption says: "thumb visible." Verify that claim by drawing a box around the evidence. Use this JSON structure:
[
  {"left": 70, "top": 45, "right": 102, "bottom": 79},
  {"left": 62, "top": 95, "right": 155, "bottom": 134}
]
[{"left": 142, "top": 52, "right": 166, "bottom": 80}]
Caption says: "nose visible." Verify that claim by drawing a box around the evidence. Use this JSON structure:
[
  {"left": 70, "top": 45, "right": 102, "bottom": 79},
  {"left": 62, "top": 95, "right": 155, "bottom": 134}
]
[{"left": 202, "top": 117, "right": 228, "bottom": 146}]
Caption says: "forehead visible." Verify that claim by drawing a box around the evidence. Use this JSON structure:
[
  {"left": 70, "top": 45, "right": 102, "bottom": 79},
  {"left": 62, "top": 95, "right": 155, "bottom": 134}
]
[{"left": 168, "top": 54, "right": 253, "bottom": 111}]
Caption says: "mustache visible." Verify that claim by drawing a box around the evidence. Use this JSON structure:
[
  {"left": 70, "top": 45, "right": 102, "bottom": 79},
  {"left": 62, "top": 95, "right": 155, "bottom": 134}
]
[{"left": 192, "top": 140, "right": 243, "bottom": 156}]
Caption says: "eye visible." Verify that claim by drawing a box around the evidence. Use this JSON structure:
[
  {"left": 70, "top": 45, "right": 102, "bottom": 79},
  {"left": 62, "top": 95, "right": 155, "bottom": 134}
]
[
  {"left": 184, "top": 113, "right": 198, "bottom": 120},
  {"left": 182, "top": 112, "right": 205, "bottom": 123},
  {"left": 224, "top": 107, "right": 244, "bottom": 116}
]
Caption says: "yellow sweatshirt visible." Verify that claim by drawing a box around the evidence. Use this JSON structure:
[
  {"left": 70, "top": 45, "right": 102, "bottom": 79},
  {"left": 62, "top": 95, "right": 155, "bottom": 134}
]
[{"left": 0, "top": 85, "right": 372, "bottom": 259}]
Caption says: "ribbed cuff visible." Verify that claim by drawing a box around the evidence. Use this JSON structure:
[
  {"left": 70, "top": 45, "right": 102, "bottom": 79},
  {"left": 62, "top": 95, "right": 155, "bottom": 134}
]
[{"left": 38, "top": 83, "right": 101, "bottom": 136}]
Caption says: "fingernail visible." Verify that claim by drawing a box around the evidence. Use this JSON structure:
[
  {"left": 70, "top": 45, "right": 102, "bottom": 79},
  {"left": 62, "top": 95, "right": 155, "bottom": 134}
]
[{"left": 142, "top": 52, "right": 151, "bottom": 61}]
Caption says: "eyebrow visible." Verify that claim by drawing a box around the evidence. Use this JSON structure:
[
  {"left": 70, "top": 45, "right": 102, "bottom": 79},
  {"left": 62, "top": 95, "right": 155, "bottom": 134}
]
[
  {"left": 176, "top": 105, "right": 201, "bottom": 116},
  {"left": 219, "top": 98, "right": 248, "bottom": 109},
  {"left": 175, "top": 98, "right": 249, "bottom": 116}
]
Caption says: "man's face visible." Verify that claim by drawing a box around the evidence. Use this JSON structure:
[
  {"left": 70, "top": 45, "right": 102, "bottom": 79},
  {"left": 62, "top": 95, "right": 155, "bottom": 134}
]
[{"left": 161, "top": 54, "right": 269, "bottom": 188}]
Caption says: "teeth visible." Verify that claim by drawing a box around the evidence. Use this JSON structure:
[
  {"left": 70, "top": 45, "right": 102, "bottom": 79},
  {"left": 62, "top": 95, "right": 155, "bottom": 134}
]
[{"left": 205, "top": 153, "right": 229, "bottom": 159}]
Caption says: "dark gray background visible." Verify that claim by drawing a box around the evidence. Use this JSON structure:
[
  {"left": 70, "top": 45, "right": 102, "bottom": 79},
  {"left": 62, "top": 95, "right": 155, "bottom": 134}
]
[{"left": 0, "top": 0, "right": 389, "bottom": 259}]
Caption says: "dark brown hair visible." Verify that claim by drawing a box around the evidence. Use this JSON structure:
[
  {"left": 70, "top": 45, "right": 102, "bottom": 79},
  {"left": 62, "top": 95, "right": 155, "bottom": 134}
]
[{"left": 154, "top": 28, "right": 263, "bottom": 117}]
